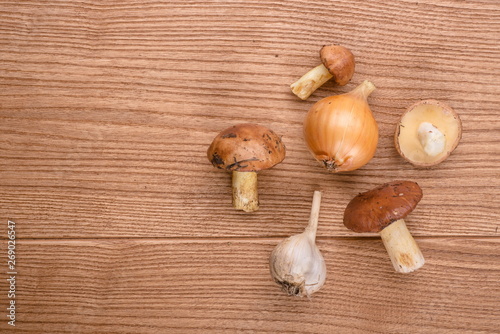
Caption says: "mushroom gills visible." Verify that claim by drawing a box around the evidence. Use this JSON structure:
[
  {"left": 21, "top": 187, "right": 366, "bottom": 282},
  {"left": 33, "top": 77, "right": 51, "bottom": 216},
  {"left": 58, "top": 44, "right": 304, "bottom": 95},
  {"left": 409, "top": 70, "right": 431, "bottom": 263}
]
[{"left": 379, "top": 219, "right": 425, "bottom": 273}]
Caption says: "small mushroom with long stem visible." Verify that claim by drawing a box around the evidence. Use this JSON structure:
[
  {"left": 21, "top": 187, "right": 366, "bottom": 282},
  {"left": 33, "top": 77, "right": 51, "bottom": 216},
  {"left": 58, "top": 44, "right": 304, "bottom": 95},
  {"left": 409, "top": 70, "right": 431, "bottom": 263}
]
[
  {"left": 207, "top": 123, "right": 286, "bottom": 212},
  {"left": 343, "top": 181, "right": 425, "bottom": 273},
  {"left": 290, "top": 44, "right": 355, "bottom": 100}
]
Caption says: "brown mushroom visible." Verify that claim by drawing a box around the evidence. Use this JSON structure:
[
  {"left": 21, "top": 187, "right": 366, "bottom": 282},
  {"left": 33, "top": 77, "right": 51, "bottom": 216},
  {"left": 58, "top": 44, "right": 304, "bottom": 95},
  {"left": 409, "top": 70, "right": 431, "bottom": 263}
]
[
  {"left": 207, "top": 123, "right": 286, "bottom": 212},
  {"left": 343, "top": 181, "right": 425, "bottom": 273},
  {"left": 290, "top": 44, "right": 355, "bottom": 100},
  {"left": 395, "top": 100, "right": 462, "bottom": 167}
]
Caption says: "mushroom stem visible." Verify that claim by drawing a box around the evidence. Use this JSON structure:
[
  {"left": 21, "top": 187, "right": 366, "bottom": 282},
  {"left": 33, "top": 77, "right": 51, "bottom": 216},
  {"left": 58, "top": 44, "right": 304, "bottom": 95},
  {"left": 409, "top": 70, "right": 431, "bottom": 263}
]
[
  {"left": 417, "top": 122, "right": 446, "bottom": 157},
  {"left": 290, "top": 64, "right": 333, "bottom": 100},
  {"left": 305, "top": 190, "right": 322, "bottom": 240},
  {"left": 232, "top": 171, "right": 259, "bottom": 212},
  {"left": 380, "top": 219, "right": 425, "bottom": 273}
]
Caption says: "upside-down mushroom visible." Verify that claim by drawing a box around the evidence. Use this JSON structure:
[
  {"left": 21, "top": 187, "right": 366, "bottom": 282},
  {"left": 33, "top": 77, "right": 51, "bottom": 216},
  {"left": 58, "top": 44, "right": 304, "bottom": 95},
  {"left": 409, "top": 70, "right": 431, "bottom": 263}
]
[{"left": 395, "top": 100, "right": 462, "bottom": 167}]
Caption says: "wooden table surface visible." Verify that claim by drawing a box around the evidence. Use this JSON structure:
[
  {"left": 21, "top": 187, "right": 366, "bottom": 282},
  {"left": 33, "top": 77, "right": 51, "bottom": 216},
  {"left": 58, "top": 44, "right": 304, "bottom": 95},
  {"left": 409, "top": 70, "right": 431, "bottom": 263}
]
[{"left": 1, "top": 1, "right": 499, "bottom": 333}]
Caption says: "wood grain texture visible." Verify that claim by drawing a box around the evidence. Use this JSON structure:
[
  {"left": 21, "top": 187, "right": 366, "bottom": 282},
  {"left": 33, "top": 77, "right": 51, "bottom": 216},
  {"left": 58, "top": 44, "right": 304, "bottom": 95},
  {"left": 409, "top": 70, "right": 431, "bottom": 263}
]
[
  {"left": 0, "top": 0, "right": 499, "bottom": 332},
  {"left": 0, "top": 0, "right": 499, "bottom": 238},
  {"left": 0, "top": 238, "right": 499, "bottom": 334}
]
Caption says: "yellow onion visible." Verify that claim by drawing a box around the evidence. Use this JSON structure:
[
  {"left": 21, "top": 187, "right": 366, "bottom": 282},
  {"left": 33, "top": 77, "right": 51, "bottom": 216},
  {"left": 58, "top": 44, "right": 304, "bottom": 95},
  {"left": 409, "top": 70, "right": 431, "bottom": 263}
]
[{"left": 303, "top": 80, "right": 378, "bottom": 172}]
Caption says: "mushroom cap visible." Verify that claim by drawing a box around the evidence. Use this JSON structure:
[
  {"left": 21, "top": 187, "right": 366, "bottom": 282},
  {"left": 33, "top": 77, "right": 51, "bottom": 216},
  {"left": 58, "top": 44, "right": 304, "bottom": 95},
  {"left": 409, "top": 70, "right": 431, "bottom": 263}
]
[
  {"left": 207, "top": 123, "right": 286, "bottom": 172},
  {"left": 343, "top": 181, "right": 423, "bottom": 233},
  {"left": 319, "top": 45, "right": 355, "bottom": 86},
  {"left": 395, "top": 99, "right": 462, "bottom": 168}
]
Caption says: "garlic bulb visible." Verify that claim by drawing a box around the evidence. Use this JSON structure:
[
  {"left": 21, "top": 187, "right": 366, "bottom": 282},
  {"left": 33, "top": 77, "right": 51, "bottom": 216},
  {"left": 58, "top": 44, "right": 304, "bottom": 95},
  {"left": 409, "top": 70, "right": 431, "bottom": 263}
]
[
  {"left": 269, "top": 191, "right": 326, "bottom": 297},
  {"left": 303, "top": 80, "right": 378, "bottom": 172}
]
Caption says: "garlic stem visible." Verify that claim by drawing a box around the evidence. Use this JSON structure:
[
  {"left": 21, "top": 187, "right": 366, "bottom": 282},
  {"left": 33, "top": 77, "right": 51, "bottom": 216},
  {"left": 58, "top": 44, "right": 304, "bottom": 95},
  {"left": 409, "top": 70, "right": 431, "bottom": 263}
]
[
  {"left": 232, "top": 171, "right": 258, "bottom": 212},
  {"left": 380, "top": 219, "right": 425, "bottom": 273},
  {"left": 305, "top": 190, "right": 322, "bottom": 240},
  {"left": 290, "top": 64, "right": 333, "bottom": 100}
]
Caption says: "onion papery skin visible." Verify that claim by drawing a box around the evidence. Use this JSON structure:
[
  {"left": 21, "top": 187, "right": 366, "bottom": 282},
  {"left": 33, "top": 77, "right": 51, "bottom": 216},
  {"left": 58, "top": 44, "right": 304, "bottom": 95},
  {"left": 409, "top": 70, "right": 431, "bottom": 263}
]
[{"left": 303, "top": 80, "right": 378, "bottom": 173}]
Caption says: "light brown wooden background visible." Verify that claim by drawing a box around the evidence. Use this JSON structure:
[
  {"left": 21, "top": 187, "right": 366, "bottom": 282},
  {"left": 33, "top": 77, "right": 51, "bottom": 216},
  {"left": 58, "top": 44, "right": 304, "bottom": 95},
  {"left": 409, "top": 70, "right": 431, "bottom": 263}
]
[{"left": 0, "top": 0, "right": 499, "bottom": 333}]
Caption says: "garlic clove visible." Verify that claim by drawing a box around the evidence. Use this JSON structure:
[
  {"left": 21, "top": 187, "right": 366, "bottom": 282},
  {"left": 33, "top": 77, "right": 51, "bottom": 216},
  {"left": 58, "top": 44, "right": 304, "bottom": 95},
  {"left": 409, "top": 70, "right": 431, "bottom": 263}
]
[{"left": 269, "top": 191, "right": 326, "bottom": 297}]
